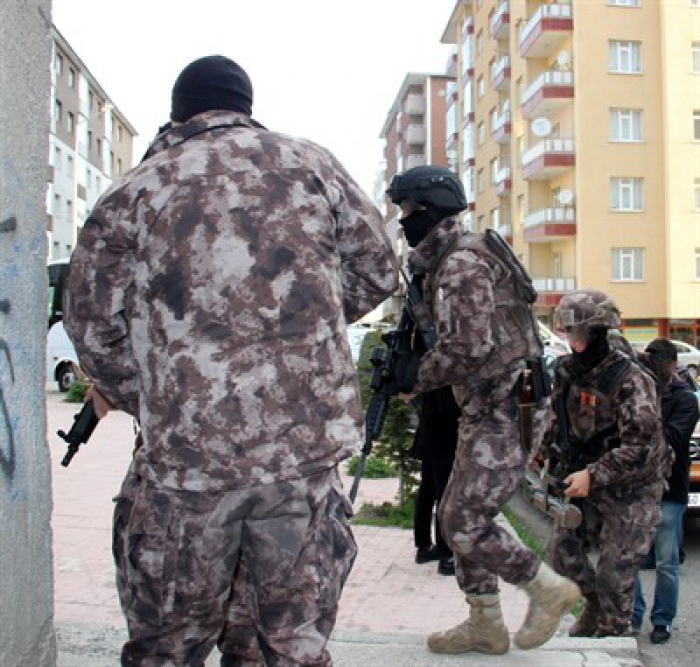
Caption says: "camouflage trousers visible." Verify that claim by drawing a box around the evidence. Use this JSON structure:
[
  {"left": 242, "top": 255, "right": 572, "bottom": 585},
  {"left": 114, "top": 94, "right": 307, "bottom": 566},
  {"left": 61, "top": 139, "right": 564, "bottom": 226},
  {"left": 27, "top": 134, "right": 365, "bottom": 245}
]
[
  {"left": 113, "top": 464, "right": 357, "bottom": 666},
  {"left": 549, "top": 484, "right": 663, "bottom": 635},
  {"left": 438, "top": 393, "right": 540, "bottom": 596}
]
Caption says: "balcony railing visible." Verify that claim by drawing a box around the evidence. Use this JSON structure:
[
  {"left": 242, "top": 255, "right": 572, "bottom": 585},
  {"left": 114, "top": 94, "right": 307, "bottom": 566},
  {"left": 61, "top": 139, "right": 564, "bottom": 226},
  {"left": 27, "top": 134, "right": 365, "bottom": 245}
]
[
  {"left": 492, "top": 110, "right": 511, "bottom": 143},
  {"left": 405, "top": 154, "right": 426, "bottom": 170},
  {"left": 494, "top": 166, "right": 512, "bottom": 195},
  {"left": 492, "top": 55, "right": 511, "bottom": 90},
  {"left": 406, "top": 124, "right": 426, "bottom": 145},
  {"left": 404, "top": 94, "right": 425, "bottom": 115},
  {"left": 519, "top": 3, "right": 573, "bottom": 58},
  {"left": 521, "top": 71, "right": 574, "bottom": 106},
  {"left": 446, "top": 47, "right": 458, "bottom": 77},
  {"left": 524, "top": 207, "right": 575, "bottom": 227},
  {"left": 490, "top": 1, "right": 510, "bottom": 40},
  {"left": 532, "top": 277, "right": 576, "bottom": 293},
  {"left": 522, "top": 138, "right": 575, "bottom": 179}
]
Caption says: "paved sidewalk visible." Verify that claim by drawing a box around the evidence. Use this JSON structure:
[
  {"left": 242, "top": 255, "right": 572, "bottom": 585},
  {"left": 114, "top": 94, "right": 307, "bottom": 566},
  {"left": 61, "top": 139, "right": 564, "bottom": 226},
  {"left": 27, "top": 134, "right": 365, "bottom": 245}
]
[{"left": 48, "top": 390, "right": 640, "bottom": 666}]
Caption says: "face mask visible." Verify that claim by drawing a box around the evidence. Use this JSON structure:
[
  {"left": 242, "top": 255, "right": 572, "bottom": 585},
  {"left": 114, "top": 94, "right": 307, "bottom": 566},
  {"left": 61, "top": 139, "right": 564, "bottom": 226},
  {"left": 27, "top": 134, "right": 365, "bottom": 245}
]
[{"left": 399, "top": 209, "right": 441, "bottom": 248}]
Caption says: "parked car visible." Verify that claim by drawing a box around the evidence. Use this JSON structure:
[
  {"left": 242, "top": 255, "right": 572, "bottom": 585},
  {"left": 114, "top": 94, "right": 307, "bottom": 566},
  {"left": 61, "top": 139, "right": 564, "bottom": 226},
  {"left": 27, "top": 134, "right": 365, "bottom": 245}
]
[{"left": 46, "top": 320, "right": 80, "bottom": 392}]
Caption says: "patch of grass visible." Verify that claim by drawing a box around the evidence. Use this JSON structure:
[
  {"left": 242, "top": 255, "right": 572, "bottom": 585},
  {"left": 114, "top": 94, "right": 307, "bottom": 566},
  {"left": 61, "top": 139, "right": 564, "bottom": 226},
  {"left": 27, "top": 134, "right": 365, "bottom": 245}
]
[
  {"left": 64, "top": 380, "right": 89, "bottom": 403},
  {"left": 351, "top": 499, "right": 415, "bottom": 529},
  {"left": 345, "top": 455, "right": 398, "bottom": 479}
]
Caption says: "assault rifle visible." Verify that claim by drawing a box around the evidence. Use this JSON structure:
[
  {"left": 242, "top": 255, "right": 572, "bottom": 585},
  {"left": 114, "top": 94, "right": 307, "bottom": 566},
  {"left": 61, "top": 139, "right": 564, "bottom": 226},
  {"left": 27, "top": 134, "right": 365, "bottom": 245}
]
[
  {"left": 522, "top": 389, "right": 582, "bottom": 529},
  {"left": 349, "top": 273, "right": 435, "bottom": 503},
  {"left": 57, "top": 400, "right": 99, "bottom": 467}
]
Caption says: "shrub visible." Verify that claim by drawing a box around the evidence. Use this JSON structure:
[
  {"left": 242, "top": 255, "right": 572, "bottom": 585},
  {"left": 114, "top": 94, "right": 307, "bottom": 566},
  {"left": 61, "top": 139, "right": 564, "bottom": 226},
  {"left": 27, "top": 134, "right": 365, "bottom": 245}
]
[
  {"left": 345, "top": 454, "right": 397, "bottom": 478},
  {"left": 64, "top": 380, "right": 89, "bottom": 403}
]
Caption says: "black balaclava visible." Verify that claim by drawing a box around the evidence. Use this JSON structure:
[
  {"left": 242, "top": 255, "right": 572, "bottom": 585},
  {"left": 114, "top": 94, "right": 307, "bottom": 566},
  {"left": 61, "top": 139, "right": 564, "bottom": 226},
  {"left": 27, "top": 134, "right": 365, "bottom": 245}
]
[
  {"left": 399, "top": 208, "right": 443, "bottom": 248},
  {"left": 570, "top": 327, "right": 610, "bottom": 376},
  {"left": 171, "top": 55, "right": 253, "bottom": 123}
]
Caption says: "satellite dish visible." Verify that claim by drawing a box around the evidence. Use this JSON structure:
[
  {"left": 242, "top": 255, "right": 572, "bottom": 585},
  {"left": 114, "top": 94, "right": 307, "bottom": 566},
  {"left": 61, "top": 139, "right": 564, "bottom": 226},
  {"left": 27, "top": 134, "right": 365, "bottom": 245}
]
[
  {"left": 557, "top": 189, "right": 574, "bottom": 205},
  {"left": 531, "top": 117, "right": 553, "bottom": 138},
  {"left": 557, "top": 51, "right": 571, "bottom": 69}
]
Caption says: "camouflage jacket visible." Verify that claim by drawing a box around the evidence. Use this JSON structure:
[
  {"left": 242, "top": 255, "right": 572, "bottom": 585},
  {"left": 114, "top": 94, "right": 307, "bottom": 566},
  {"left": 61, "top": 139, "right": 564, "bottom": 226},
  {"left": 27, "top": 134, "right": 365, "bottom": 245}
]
[
  {"left": 552, "top": 349, "right": 671, "bottom": 491},
  {"left": 409, "top": 218, "right": 524, "bottom": 405},
  {"left": 64, "top": 110, "right": 398, "bottom": 492}
]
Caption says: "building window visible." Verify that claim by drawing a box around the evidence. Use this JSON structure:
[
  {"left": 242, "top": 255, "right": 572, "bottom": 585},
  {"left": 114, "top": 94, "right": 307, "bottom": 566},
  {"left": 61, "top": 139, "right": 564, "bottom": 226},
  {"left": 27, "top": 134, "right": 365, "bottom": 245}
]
[
  {"left": 477, "top": 168, "right": 485, "bottom": 193},
  {"left": 67, "top": 154, "right": 73, "bottom": 172},
  {"left": 117, "top": 158, "right": 122, "bottom": 174},
  {"left": 67, "top": 112, "right": 75, "bottom": 134},
  {"left": 694, "top": 110, "right": 700, "bottom": 140},
  {"left": 609, "top": 40, "right": 642, "bottom": 73},
  {"left": 96, "top": 176, "right": 102, "bottom": 193},
  {"left": 54, "top": 99, "right": 62, "bottom": 123},
  {"left": 477, "top": 214, "right": 485, "bottom": 231},
  {"left": 54, "top": 53, "right": 63, "bottom": 76},
  {"left": 53, "top": 146, "right": 61, "bottom": 170},
  {"left": 66, "top": 199, "right": 73, "bottom": 221},
  {"left": 53, "top": 194, "right": 61, "bottom": 216},
  {"left": 611, "top": 177, "right": 644, "bottom": 211},
  {"left": 89, "top": 90, "right": 94, "bottom": 110},
  {"left": 490, "top": 157, "right": 499, "bottom": 183},
  {"left": 97, "top": 138, "right": 102, "bottom": 157},
  {"left": 695, "top": 249, "right": 700, "bottom": 280},
  {"left": 490, "top": 107, "right": 499, "bottom": 132},
  {"left": 610, "top": 108, "right": 643, "bottom": 141},
  {"left": 86, "top": 167, "right": 92, "bottom": 188},
  {"left": 608, "top": 0, "right": 640, "bottom": 5},
  {"left": 118, "top": 125, "right": 124, "bottom": 142},
  {"left": 477, "top": 75, "right": 485, "bottom": 98},
  {"left": 478, "top": 122, "right": 486, "bottom": 146},
  {"left": 612, "top": 248, "right": 644, "bottom": 281},
  {"left": 694, "top": 178, "right": 700, "bottom": 210},
  {"left": 490, "top": 208, "right": 500, "bottom": 230},
  {"left": 69, "top": 68, "right": 76, "bottom": 88},
  {"left": 693, "top": 42, "right": 700, "bottom": 73},
  {"left": 477, "top": 30, "right": 483, "bottom": 55}
]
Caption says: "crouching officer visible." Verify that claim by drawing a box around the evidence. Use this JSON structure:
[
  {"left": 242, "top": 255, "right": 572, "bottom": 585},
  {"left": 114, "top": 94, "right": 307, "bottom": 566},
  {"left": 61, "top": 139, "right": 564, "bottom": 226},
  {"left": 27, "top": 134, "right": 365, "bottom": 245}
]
[
  {"left": 387, "top": 166, "right": 580, "bottom": 656},
  {"left": 546, "top": 290, "right": 672, "bottom": 637}
]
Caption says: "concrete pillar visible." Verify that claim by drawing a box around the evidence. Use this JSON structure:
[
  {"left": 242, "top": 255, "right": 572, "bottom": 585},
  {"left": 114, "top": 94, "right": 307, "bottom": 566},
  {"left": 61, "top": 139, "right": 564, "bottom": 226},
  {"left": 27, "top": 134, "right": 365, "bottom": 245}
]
[{"left": 0, "top": 1, "right": 57, "bottom": 665}]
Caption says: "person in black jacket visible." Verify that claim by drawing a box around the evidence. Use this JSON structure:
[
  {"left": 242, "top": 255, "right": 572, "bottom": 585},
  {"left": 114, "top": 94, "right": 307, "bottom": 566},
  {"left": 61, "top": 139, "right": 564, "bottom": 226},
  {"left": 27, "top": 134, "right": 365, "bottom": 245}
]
[
  {"left": 631, "top": 337, "right": 699, "bottom": 644},
  {"left": 412, "top": 386, "right": 459, "bottom": 576}
]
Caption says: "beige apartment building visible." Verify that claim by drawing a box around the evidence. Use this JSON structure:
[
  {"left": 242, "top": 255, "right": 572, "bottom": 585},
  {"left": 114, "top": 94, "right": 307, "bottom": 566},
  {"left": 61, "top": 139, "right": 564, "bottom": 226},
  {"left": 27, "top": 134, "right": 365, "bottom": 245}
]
[
  {"left": 442, "top": 0, "right": 700, "bottom": 343},
  {"left": 48, "top": 26, "right": 136, "bottom": 260},
  {"left": 379, "top": 72, "right": 455, "bottom": 272}
]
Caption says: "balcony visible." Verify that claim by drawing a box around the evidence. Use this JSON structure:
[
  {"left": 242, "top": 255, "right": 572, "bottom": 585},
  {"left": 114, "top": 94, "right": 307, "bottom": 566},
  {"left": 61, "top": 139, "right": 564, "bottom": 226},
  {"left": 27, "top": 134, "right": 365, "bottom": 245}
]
[
  {"left": 496, "top": 223, "right": 513, "bottom": 240},
  {"left": 523, "top": 207, "right": 576, "bottom": 243},
  {"left": 519, "top": 3, "right": 573, "bottom": 59},
  {"left": 492, "top": 110, "right": 511, "bottom": 143},
  {"left": 405, "top": 154, "right": 426, "bottom": 170},
  {"left": 520, "top": 71, "right": 574, "bottom": 119},
  {"left": 492, "top": 55, "right": 511, "bottom": 91},
  {"left": 533, "top": 277, "right": 576, "bottom": 307},
  {"left": 522, "top": 138, "right": 575, "bottom": 180},
  {"left": 405, "top": 124, "right": 426, "bottom": 145},
  {"left": 446, "top": 47, "right": 458, "bottom": 77},
  {"left": 494, "top": 167, "right": 512, "bottom": 196},
  {"left": 404, "top": 94, "right": 425, "bottom": 115},
  {"left": 490, "top": 1, "right": 510, "bottom": 41}
]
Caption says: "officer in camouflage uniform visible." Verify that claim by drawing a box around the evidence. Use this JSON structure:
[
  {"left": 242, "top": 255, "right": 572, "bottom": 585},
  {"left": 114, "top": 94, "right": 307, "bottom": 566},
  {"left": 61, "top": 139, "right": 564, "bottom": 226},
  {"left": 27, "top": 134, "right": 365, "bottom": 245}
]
[
  {"left": 545, "top": 290, "right": 671, "bottom": 637},
  {"left": 65, "top": 55, "right": 398, "bottom": 666},
  {"left": 387, "top": 166, "right": 580, "bottom": 656}
]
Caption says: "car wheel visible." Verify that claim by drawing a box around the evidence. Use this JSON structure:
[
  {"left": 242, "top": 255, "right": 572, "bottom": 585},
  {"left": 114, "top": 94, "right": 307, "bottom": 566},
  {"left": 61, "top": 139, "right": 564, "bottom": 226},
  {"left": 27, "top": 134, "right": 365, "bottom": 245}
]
[{"left": 56, "top": 363, "right": 78, "bottom": 392}]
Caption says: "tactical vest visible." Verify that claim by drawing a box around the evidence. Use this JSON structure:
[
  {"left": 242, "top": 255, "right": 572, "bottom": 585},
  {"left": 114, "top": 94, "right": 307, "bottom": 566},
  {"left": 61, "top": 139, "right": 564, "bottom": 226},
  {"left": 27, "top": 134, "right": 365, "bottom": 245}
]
[
  {"left": 427, "top": 229, "right": 543, "bottom": 387},
  {"left": 555, "top": 355, "right": 631, "bottom": 471}
]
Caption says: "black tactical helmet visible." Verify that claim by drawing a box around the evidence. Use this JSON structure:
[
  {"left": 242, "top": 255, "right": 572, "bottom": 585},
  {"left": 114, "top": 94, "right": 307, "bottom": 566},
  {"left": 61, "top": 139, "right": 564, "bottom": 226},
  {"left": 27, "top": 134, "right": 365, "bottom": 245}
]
[{"left": 386, "top": 166, "right": 468, "bottom": 216}]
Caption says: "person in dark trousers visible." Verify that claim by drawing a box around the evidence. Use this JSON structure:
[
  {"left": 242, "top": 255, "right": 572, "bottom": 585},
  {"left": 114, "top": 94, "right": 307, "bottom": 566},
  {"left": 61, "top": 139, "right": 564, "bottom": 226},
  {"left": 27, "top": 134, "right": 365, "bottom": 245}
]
[
  {"left": 631, "top": 338, "right": 699, "bottom": 644},
  {"left": 413, "top": 386, "right": 459, "bottom": 576}
]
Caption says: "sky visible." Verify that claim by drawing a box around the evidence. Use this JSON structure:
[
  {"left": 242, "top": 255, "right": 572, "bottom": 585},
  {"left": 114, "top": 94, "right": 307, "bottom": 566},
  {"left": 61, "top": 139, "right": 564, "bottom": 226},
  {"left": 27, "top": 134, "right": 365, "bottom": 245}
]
[{"left": 51, "top": 0, "right": 457, "bottom": 196}]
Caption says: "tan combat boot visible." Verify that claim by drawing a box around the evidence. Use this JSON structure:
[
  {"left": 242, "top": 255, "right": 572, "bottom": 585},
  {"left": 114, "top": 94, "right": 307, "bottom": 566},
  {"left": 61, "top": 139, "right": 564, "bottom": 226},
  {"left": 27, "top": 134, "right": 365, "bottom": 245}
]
[
  {"left": 427, "top": 593, "right": 510, "bottom": 655},
  {"left": 514, "top": 563, "right": 581, "bottom": 650},
  {"left": 568, "top": 593, "right": 600, "bottom": 637}
]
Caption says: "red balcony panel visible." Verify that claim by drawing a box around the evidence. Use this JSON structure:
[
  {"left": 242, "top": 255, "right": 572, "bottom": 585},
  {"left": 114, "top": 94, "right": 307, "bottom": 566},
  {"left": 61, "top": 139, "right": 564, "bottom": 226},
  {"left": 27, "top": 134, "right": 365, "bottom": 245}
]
[
  {"left": 519, "top": 18, "right": 573, "bottom": 58},
  {"left": 522, "top": 154, "right": 575, "bottom": 180},
  {"left": 521, "top": 85, "right": 574, "bottom": 118},
  {"left": 495, "top": 179, "right": 512, "bottom": 196},
  {"left": 523, "top": 222, "right": 576, "bottom": 243},
  {"left": 537, "top": 292, "right": 564, "bottom": 307},
  {"left": 493, "top": 67, "right": 511, "bottom": 91}
]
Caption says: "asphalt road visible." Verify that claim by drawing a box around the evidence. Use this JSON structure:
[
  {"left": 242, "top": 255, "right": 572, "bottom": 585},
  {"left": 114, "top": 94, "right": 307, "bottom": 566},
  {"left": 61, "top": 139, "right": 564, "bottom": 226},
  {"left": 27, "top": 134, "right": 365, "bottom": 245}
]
[{"left": 508, "top": 489, "right": 700, "bottom": 667}]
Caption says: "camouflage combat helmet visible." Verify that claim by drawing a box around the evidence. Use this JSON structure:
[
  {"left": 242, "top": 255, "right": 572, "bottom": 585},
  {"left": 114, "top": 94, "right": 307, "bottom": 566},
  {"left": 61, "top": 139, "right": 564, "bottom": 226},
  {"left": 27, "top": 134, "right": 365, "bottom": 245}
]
[
  {"left": 386, "top": 166, "right": 468, "bottom": 216},
  {"left": 554, "top": 289, "right": 621, "bottom": 332}
]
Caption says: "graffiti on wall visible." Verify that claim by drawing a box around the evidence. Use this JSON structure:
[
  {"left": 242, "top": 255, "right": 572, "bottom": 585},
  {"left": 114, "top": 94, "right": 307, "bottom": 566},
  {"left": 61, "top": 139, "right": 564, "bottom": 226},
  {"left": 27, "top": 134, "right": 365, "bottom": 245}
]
[{"left": 1, "top": 216, "right": 17, "bottom": 479}]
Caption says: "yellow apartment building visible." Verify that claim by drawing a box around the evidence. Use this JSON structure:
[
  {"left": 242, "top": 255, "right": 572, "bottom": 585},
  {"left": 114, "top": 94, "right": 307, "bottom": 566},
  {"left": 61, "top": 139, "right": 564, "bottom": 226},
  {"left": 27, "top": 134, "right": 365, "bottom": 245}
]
[{"left": 441, "top": 0, "right": 700, "bottom": 343}]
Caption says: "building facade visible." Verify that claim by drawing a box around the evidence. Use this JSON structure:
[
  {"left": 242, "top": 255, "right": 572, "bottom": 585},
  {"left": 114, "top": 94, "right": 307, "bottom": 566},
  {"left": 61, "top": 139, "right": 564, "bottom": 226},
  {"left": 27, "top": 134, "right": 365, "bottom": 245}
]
[
  {"left": 441, "top": 0, "right": 700, "bottom": 343},
  {"left": 48, "top": 26, "right": 137, "bottom": 260},
  {"left": 379, "top": 72, "right": 455, "bottom": 271}
]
